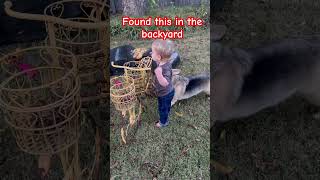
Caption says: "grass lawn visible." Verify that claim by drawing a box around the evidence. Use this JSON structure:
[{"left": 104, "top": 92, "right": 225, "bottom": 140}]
[{"left": 110, "top": 28, "right": 210, "bottom": 179}]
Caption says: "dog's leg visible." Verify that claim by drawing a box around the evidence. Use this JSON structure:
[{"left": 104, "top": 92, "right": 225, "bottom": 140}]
[
  {"left": 204, "top": 87, "right": 210, "bottom": 95},
  {"left": 171, "top": 83, "right": 185, "bottom": 106},
  {"left": 171, "top": 97, "right": 178, "bottom": 106},
  {"left": 171, "top": 92, "right": 179, "bottom": 106},
  {"left": 205, "top": 81, "right": 210, "bottom": 100}
]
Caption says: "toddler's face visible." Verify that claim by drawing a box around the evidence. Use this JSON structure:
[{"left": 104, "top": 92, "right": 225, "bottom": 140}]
[{"left": 151, "top": 45, "right": 161, "bottom": 62}]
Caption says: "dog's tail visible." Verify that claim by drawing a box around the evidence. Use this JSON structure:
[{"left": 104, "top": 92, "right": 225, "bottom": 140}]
[{"left": 186, "top": 73, "right": 210, "bottom": 81}]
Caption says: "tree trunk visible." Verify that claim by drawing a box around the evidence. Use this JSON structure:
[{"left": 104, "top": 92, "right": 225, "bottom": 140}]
[{"left": 122, "top": 0, "right": 147, "bottom": 16}]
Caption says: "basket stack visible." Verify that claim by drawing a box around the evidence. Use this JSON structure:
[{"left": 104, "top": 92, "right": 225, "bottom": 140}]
[
  {"left": 110, "top": 57, "right": 152, "bottom": 112},
  {"left": 0, "top": 47, "right": 81, "bottom": 155},
  {"left": 110, "top": 57, "right": 152, "bottom": 144},
  {"left": 43, "top": 0, "right": 109, "bottom": 103}
]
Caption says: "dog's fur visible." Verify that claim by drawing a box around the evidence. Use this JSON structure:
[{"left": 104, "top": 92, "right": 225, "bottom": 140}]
[
  {"left": 171, "top": 69, "right": 210, "bottom": 106},
  {"left": 212, "top": 38, "right": 320, "bottom": 138}
]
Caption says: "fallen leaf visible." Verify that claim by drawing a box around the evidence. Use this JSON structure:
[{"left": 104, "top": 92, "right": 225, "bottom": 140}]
[
  {"left": 181, "top": 147, "right": 190, "bottom": 156},
  {"left": 175, "top": 112, "right": 183, "bottom": 117},
  {"left": 121, "top": 128, "right": 127, "bottom": 144},
  {"left": 187, "top": 124, "right": 198, "bottom": 130},
  {"left": 212, "top": 160, "right": 233, "bottom": 174}
]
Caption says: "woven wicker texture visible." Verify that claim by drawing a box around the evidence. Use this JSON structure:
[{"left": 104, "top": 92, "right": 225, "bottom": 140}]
[
  {"left": 110, "top": 76, "right": 137, "bottom": 112},
  {"left": 0, "top": 47, "right": 81, "bottom": 155},
  {"left": 43, "top": 0, "right": 108, "bottom": 102},
  {"left": 112, "top": 57, "right": 152, "bottom": 96}
]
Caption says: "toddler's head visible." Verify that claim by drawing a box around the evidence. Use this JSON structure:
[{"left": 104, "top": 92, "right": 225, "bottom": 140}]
[{"left": 151, "top": 39, "right": 175, "bottom": 63}]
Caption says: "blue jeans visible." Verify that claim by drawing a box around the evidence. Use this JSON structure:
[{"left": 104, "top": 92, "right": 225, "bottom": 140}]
[{"left": 158, "top": 90, "right": 175, "bottom": 126}]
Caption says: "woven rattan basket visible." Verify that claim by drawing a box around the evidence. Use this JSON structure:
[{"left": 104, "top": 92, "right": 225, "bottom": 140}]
[
  {"left": 4, "top": 0, "right": 109, "bottom": 103},
  {"left": 110, "top": 76, "right": 137, "bottom": 112},
  {"left": 0, "top": 47, "right": 81, "bottom": 155},
  {"left": 111, "top": 57, "right": 152, "bottom": 96}
]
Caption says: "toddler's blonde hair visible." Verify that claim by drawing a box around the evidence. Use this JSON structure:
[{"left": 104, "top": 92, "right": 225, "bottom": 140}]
[{"left": 152, "top": 39, "right": 175, "bottom": 60}]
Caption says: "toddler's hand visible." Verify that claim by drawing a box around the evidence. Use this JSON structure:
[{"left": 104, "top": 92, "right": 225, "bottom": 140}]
[
  {"left": 154, "top": 66, "right": 162, "bottom": 75},
  {"left": 154, "top": 65, "right": 169, "bottom": 87}
]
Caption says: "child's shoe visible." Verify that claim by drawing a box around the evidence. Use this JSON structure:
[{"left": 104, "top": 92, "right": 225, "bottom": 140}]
[{"left": 155, "top": 121, "right": 169, "bottom": 128}]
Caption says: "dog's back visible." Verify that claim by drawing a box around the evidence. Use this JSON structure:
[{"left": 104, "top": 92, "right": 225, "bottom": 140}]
[
  {"left": 213, "top": 38, "right": 320, "bottom": 122},
  {"left": 171, "top": 72, "right": 210, "bottom": 106}
]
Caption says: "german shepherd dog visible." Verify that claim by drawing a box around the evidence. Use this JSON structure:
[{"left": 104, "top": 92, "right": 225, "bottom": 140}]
[
  {"left": 212, "top": 38, "right": 320, "bottom": 139},
  {"left": 171, "top": 69, "right": 210, "bottom": 106}
]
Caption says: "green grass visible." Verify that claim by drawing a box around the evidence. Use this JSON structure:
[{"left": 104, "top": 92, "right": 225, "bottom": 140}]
[
  {"left": 213, "top": 0, "right": 320, "bottom": 179},
  {"left": 110, "top": 29, "right": 210, "bottom": 179}
]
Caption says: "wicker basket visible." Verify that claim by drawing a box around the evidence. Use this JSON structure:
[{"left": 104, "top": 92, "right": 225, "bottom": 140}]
[
  {"left": 43, "top": 0, "right": 108, "bottom": 102},
  {"left": 111, "top": 57, "right": 152, "bottom": 96},
  {"left": 110, "top": 76, "right": 137, "bottom": 112},
  {"left": 4, "top": 0, "right": 109, "bottom": 103},
  {"left": 0, "top": 47, "right": 81, "bottom": 155},
  {"left": 110, "top": 57, "right": 151, "bottom": 144}
]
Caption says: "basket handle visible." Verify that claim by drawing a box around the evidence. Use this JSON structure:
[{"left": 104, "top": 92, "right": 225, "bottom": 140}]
[
  {"left": 4, "top": 1, "right": 107, "bottom": 29},
  {"left": 111, "top": 62, "right": 151, "bottom": 71},
  {"left": 111, "top": 62, "right": 125, "bottom": 69}
]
